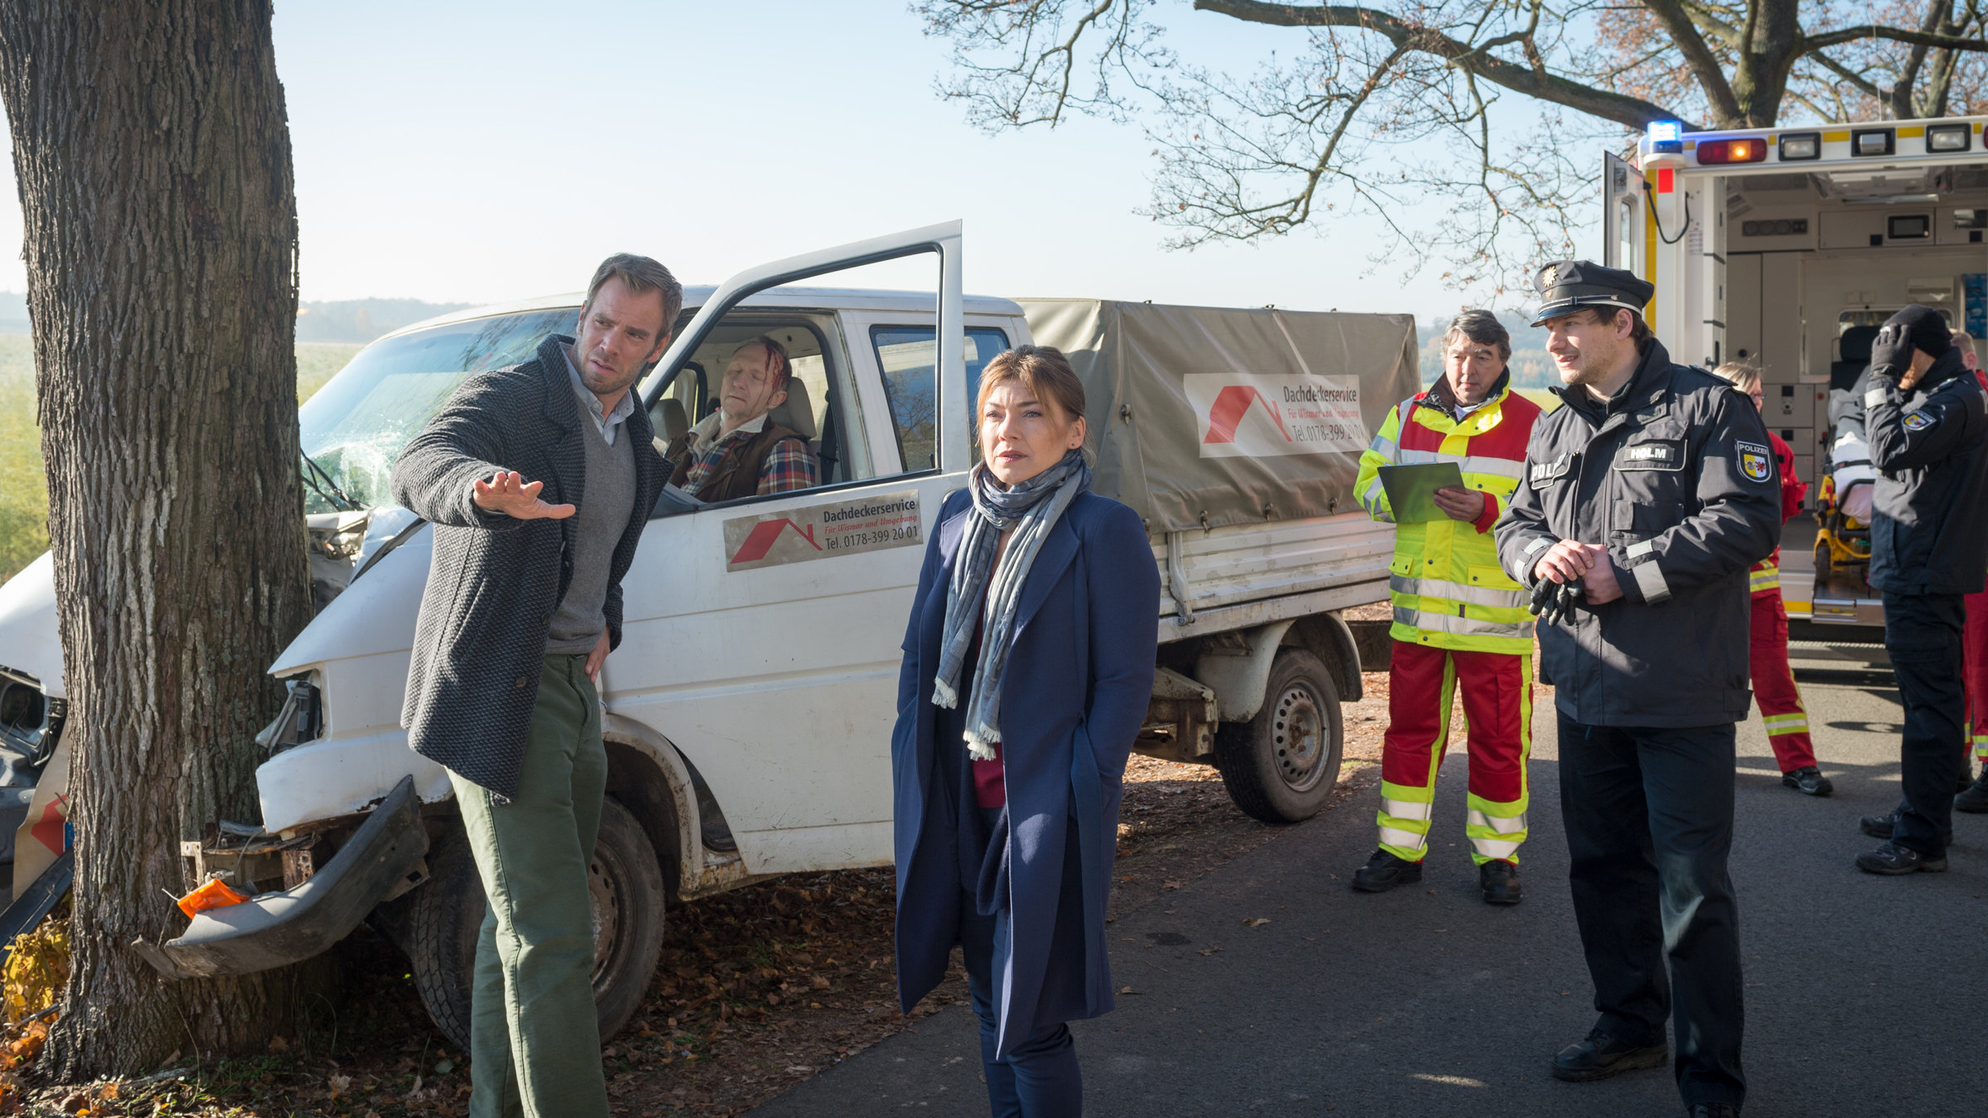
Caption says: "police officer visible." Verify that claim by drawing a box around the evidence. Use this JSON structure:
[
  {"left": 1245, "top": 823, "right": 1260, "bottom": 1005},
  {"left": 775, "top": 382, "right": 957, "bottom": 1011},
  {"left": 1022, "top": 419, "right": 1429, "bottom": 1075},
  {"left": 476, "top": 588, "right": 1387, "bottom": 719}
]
[
  {"left": 1494, "top": 261, "right": 1779, "bottom": 1118},
  {"left": 1852, "top": 306, "right": 1988, "bottom": 873}
]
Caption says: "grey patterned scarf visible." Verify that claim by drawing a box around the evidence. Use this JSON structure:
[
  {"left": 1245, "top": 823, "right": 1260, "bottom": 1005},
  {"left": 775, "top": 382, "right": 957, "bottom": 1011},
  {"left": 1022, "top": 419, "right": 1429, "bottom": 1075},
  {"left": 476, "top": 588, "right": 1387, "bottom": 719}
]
[{"left": 932, "top": 450, "right": 1092, "bottom": 760}]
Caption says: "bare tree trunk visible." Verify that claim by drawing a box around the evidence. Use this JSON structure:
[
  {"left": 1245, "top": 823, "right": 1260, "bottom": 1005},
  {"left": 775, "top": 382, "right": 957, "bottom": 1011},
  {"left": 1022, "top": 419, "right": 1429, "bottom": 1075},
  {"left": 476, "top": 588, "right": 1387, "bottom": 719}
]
[{"left": 0, "top": 0, "right": 312, "bottom": 1077}]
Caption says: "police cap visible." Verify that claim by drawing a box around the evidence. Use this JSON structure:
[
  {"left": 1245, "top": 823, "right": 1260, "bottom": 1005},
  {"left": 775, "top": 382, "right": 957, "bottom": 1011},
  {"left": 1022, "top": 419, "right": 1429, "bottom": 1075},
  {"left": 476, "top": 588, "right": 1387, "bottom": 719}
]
[{"left": 1528, "top": 260, "right": 1655, "bottom": 328}]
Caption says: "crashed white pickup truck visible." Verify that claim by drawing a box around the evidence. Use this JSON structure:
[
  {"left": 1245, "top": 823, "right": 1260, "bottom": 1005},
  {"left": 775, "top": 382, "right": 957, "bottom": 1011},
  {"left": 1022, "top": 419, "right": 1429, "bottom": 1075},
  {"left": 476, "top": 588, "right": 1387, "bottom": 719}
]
[{"left": 0, "top": 223, "right": 1418, "bottom": 1046}]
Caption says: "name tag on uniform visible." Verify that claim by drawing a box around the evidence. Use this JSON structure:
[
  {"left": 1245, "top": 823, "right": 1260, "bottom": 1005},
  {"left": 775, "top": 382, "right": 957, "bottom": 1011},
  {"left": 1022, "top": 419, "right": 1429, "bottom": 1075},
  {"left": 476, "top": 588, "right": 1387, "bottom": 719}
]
[
  {"left": 1530, "top": 454, "right": 1571, "bottom": 489},
  {"left": 1615, "top": 439, "right": 1684, "bottom": 471}
]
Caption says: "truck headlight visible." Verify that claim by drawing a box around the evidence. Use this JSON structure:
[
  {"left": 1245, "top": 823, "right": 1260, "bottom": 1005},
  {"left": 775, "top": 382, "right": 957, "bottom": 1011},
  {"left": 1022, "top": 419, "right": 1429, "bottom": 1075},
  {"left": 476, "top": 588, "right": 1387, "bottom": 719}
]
[{"left": 255, "top": 678, "right": 323, "bottom": 756}]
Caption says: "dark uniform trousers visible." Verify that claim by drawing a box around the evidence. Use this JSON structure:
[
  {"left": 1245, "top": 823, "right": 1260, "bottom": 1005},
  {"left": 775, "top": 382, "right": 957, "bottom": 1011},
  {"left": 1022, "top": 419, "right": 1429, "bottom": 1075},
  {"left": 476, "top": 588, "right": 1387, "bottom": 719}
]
[
  {"left": 1882, "top": 591, "right": 1966, "bottom": 854},
  {"left": 1558, "top": 714, "right": 1745, "bottom": 1108}
]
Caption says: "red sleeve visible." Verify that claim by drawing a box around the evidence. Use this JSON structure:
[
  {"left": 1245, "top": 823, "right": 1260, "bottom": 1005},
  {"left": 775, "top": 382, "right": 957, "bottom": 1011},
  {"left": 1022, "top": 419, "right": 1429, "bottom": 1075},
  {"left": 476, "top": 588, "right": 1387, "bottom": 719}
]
[
  {"left": 1471, "top": 489, "right": 1499, "bottom": 534},
  {"left": 1768, "top": 430, "right": 1806, "bottom": 523}
]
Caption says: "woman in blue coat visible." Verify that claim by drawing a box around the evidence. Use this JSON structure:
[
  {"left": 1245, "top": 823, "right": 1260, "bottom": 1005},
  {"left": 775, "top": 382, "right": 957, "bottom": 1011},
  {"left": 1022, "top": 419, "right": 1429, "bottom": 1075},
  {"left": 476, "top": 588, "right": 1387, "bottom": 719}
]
[{"left": 893, "top": 345, "right": 1160, "bottom": 1117}]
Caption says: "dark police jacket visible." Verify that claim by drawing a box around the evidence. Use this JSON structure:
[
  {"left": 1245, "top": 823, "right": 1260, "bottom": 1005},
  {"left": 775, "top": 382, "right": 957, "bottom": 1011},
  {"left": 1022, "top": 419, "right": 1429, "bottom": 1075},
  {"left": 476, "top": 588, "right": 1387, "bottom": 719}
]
[
  {"left": 390, "top": 335, "right": 669, "bottom": 800},
  {"left": 1864, "top": 346, "right": 1988, "bottom": 597},
  {"left": 1494, "top": 340, "right": 1780, "bottom": 728}
]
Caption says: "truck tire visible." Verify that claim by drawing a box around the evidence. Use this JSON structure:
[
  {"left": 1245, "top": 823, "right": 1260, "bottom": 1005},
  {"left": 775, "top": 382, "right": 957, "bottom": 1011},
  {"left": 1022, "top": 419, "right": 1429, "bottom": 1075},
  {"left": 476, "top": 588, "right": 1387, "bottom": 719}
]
[
  {"left": 1212, "top": 648, "right": 1343, "bottom": 825},
  {"left": 405, "top": 796, "right": 668, "bottom": 1051}
]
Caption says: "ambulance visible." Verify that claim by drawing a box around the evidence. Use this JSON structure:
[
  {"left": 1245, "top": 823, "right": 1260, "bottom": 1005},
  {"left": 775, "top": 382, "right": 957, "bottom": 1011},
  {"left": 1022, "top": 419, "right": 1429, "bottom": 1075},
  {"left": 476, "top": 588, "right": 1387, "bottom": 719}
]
[{"left": 1607, "top": 115, "right": 1988, "bottom": 639}]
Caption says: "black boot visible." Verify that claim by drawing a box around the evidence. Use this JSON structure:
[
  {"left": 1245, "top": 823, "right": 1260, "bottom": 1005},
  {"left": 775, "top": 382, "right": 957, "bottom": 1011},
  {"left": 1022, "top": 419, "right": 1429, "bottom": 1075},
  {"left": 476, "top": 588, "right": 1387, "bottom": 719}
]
[
  {"left": 1351, "top": 849, "right": 1423, "bottom": 893},
  {"left": 1479, "top": 859, "right": 1522, "bottom": 905},
  {"left": 1549, "top": 1027, "right": 1668, "bottom": 1082},
  {"left": 1855, "top": 841, "right": 1948, "bottom": 875},
  {"left": 1862, "top": 812, "right": 1954, "bottom": 847},
  {"left": 1781, "top": 766, "right": 1833, "bottom": 796},
  {"left": 1957, "top": 770, "right": 1988, "bottom": 814}
]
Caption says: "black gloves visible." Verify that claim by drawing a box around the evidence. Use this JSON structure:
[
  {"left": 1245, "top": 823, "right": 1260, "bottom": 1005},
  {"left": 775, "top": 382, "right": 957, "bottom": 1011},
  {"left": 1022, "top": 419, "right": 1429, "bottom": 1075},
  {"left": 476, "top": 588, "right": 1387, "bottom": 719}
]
[
  {"left": 1869, "top": 322, "right": 1914, "bottom": 378},
  {"left": 1528, "top": 576, "right": 1585, "bottom": 626}
]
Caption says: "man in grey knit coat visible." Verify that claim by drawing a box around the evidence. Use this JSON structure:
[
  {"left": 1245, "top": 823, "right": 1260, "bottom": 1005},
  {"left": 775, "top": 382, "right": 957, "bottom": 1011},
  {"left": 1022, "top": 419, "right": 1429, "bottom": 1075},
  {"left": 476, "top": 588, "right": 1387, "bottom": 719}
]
[{"left": 390, "top": 255, "right": 675, "bottom": 1118}]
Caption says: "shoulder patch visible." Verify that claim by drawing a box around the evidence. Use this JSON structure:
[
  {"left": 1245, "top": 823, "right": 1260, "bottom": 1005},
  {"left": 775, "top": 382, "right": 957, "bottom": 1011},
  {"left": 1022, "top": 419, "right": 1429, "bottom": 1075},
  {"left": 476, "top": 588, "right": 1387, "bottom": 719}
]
[
  {"left": 1904, "top": 410, "right": 1937, "bottom": 431},
  {"left": 1736, "top": 440, "right": 1773, "bottom": 483}
]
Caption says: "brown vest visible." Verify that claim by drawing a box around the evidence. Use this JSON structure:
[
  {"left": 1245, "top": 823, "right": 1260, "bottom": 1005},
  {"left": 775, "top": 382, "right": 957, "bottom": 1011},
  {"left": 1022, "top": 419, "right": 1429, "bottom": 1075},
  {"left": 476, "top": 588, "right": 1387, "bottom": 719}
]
[{"left": 665, "top": 418, "right": 806, "bottom": 503}]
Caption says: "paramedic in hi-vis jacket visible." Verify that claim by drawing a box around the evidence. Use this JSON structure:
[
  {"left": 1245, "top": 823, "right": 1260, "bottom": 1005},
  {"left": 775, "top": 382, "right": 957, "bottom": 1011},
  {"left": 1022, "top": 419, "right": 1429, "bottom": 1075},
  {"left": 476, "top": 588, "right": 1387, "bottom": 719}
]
[
  {"left": 1851, "top": 306, "right": 1988, "bottom": 875},
  {"left": 1493, "top": 261, "right": 1778, "bottom": 1118},
  {"left": 1352, "top": 309, "right": 1543, "bottom": 905}
]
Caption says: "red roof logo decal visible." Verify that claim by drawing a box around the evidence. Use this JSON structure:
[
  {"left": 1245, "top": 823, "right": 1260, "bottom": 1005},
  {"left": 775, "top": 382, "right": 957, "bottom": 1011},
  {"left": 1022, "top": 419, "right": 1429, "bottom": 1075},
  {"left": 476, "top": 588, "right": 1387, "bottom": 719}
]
[
  {"left": 728, "top": 518, "right": 823, "bottom": 564},
  {"left": 1202, "top": 385, "right": 1294, "bottom": 444}
]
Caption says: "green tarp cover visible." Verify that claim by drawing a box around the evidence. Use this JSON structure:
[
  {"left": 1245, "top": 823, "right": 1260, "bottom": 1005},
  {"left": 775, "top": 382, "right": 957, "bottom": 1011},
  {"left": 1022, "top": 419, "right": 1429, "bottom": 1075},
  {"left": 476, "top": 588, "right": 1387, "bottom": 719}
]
[{"left": 1020, "top": 299, "right": 1420, "bottom": 533}]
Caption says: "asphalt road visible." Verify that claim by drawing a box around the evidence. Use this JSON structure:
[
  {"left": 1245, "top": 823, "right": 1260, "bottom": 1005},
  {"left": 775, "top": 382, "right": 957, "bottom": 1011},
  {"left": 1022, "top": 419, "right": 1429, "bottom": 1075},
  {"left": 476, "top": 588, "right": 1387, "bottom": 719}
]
[{"left": 748, "top": 649, "right": 1986, "bottom": 1118}]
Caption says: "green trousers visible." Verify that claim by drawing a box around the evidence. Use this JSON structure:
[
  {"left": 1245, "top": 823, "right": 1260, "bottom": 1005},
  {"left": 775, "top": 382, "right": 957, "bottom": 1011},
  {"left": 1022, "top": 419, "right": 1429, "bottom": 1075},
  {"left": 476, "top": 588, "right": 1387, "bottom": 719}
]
[{"left": 449, "top": 654, "right": 609, "bottom": 1118}]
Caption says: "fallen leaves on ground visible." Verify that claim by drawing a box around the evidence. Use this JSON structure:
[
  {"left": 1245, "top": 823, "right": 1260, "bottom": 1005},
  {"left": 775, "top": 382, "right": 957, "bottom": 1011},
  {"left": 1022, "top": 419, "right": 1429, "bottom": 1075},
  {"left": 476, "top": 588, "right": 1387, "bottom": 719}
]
[{"left": 18, "top": 668, "right": 1400, "bottom": 1117}]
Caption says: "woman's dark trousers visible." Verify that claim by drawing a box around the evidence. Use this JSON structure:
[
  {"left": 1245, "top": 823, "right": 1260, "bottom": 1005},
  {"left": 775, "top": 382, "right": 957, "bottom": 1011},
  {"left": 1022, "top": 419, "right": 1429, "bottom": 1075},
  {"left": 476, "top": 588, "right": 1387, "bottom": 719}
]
[{"left": 957, "top": 889, "right": 1082, "bottom": 1117}]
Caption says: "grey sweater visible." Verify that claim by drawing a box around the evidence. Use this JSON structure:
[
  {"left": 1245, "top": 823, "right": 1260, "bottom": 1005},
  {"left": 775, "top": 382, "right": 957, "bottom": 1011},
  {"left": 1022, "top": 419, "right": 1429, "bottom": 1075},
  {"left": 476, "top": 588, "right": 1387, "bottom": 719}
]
[
  {"left": 546, "top": 401, "right": 637, "bottom": 654},
  {"left": 390, "top": 334, "right": 668, "bottom": 798}
]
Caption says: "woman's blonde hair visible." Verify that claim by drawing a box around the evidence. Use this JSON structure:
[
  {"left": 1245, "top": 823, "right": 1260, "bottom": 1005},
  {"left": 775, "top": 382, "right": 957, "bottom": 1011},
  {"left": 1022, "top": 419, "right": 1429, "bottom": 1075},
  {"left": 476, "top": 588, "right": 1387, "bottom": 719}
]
[
  {"left": 1712, "top": 360, "right": 1762, "bottom": 393},
  {"left": 974, "top": 345, "right": 1088, "bottom": 444}
]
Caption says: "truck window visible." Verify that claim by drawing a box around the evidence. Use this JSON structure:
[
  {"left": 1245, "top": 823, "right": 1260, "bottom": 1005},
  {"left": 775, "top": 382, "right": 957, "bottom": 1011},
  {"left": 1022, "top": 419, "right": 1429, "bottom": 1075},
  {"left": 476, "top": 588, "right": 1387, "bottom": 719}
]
[
  {"left": 298, "top": 308, "right": 577, "bottom": 514},
  {"left": 651, "top": 312, "right": 864, "bottom": 497},
  {"left": 870, "top": 326, "right": 1011, "bottom": 472}
]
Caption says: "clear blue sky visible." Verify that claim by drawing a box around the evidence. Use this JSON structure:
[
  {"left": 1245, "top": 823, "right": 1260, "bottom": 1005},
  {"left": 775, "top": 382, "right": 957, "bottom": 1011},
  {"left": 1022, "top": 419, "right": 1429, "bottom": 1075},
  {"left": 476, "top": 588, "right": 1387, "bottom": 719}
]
[{"left": 0, "top": 1, "right": 1598, "bottom": 320}]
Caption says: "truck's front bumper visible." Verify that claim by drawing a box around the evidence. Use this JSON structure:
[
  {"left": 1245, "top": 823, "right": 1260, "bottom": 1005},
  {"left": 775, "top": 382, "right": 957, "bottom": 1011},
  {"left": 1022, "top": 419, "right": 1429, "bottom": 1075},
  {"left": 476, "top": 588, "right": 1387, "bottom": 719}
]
[{"left": 132, "top": 775, "right": 428, "bottom": 980}]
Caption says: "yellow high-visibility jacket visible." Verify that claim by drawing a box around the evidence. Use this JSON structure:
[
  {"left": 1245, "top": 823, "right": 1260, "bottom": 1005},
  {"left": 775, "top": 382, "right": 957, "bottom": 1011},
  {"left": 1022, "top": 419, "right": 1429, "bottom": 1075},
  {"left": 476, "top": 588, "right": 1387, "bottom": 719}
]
[{"left": 1356, "top": 377, "right": 1545, "bottom": 653}]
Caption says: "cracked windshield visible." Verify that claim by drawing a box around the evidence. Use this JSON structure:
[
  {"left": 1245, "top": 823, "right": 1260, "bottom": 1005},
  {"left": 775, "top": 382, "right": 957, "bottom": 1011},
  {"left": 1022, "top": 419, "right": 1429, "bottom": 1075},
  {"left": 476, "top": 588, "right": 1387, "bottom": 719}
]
[{"left": 298, "top": 308, "right": 576, "bottom": 513}]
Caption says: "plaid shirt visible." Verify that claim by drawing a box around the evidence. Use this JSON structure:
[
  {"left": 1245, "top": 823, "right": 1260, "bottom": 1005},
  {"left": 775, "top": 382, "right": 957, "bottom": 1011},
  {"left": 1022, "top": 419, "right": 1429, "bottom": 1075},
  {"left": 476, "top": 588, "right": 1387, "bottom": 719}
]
[{"left": 680, "top": 412, "right": 819, "bottom": 496}]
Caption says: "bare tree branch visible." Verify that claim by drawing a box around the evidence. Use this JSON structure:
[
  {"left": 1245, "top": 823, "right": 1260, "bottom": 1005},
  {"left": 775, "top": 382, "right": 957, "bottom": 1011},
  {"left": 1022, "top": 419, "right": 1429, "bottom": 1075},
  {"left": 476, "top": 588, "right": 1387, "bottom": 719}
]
[
  {"left": 1802, "top": 22, "right": 1988, "bottom": 55},
  {"left": 1190, "top": 0, "right": 1695, "bottom": 128},
  {"left": 1641, "top": 0, "right": 1744, "bottom": 122}
]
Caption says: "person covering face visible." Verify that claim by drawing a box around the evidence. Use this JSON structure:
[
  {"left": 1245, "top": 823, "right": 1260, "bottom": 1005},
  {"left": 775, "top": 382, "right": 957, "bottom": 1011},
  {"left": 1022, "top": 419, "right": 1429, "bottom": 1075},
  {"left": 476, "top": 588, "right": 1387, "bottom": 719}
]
[
  {"left": 1852, "top": 306, "right": 1988, "bottom": 874},
  {"left": 891, "top": 345, "right": 1159, "bottom": 1115},
  {"left": 390, "top": 255, "right": 678, "bottom": 1118},
  {"left": 1494, "top": 259, "right": 1779, "bottom": 1118}
]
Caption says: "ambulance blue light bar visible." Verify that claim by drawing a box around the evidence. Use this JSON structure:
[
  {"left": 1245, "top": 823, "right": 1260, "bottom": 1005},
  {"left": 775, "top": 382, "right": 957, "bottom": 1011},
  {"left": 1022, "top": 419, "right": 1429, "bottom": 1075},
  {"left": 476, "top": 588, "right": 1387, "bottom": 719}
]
[{"left": 1648, "top": 120, "right": 1684, "bottom": 153}]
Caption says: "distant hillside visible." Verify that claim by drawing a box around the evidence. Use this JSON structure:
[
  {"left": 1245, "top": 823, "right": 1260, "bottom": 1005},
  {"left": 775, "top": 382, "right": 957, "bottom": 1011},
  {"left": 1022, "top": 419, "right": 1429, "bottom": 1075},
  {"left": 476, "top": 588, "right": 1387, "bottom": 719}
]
[
  {"left": 0, "top": 292, "right": 471, "bottom": 344},
  {"left": 296, "top": 297, "right": 472, "bottom": 342}
]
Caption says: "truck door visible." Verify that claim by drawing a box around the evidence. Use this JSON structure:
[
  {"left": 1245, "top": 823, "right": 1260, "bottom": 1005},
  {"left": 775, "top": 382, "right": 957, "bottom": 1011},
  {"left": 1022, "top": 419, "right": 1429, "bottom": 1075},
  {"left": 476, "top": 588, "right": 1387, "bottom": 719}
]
[
  {"left": 609, "top": 222, "right": 967, "bottom": 875},
  {"left": 1604, "top": 152, "right": 1646, "bottom": 278}
]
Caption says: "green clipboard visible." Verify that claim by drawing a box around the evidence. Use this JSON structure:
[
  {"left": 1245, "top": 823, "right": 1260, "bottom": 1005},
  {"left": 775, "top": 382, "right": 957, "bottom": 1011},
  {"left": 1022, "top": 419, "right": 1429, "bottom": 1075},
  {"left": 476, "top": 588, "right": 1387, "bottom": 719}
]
[{"left": 1377, "top": 462, "right": 1465, "bottom": 523}]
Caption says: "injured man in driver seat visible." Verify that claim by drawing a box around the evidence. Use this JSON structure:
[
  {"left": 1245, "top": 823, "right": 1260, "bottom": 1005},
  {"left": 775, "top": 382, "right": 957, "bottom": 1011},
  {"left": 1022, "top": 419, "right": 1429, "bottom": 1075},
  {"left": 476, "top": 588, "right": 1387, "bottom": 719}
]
[{"left": 664, "top": 336, "right": 820, "bottom": 501}]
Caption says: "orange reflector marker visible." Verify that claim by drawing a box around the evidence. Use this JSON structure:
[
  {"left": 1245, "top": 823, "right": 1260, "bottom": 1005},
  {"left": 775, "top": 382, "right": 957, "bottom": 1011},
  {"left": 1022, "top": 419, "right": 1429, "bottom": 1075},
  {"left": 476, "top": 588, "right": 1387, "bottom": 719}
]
[
  {"left": 1656, "top": 167, "right": 1675, "bottom": 194},
  {"left": 1696, "top": 138, "right": 1768, "bottom": 164},
  {"left": 177, "top": 877, "right": 250, "bottom": 919}
]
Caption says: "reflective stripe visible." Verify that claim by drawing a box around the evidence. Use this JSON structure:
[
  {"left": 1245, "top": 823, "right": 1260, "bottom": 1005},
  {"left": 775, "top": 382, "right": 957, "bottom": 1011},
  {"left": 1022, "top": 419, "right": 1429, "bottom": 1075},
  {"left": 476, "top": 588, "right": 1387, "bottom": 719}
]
[
  {"left": 1378, "top": 825, "right": 1429, "bottom": 852},
  {"left": 1359, "top": 474, "right": 1391, "bottom": 519},
  {"left": 1749, "top": 567, "right": 1781, "bottom": 592},
  {"left": 1466, "top": 809, "right": 1528, "bottom": 835},
  {"left": 1865, "top": 386, "right": 1886, "bottom": 408},
  {"left": 1386, "top": 447, "right": 1523, "bottom": 481},
  {"left": 1523, "top": 536, "right": 1551, "bottom": 557},
  {"left": 1458, "top": 455, "right": 1524, "bottom": 480},
  {"left": 1470, "top": 836, "right": 1523, "bottom": 860},
  {"left": 1389, "top": 572, "right": 1528, "bottom": 610},
  {"left": 1625, "top": 539, "right": 1656, "bottom": 559},
  {"left": 1382, "top": 797, "right": 1434, "bottom": 823},
  {"left": 1762, "top": 713, "right": 1808, "bottom": 734},
  {"left": 1394, "top": 605, "right": 1536, "bottom": 639},
  {"left": 1632, "top": 559, "right": 1671, "bottom": 605},
  {"left": 1367, "top": 434, "right": 1399, "bottom": 458}
]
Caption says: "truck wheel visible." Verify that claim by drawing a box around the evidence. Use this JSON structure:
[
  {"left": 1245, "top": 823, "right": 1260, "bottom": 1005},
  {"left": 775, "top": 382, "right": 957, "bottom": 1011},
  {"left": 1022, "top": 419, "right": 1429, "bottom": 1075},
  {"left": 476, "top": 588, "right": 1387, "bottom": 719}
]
[
  {"left": 1212, "top": 648, "right": 1343, "bottom": 825},
  {"left": 405, "top": 796, "right": 668, "bottom": 1051}
]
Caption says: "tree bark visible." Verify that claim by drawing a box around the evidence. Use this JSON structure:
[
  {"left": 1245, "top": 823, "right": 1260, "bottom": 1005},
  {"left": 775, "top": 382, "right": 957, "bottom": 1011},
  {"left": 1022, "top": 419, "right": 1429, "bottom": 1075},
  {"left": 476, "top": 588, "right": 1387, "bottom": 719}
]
[{"left": 0, "top": 0, "right": 312, "bottom": 1077}]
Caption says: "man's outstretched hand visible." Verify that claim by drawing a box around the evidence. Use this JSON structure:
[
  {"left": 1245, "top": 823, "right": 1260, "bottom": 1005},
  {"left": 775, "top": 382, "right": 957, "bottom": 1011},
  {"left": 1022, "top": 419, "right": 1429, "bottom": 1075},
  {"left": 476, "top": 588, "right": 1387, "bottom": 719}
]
[{"left": 472, "top": 471, "right": 576, "bottom": 520}]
